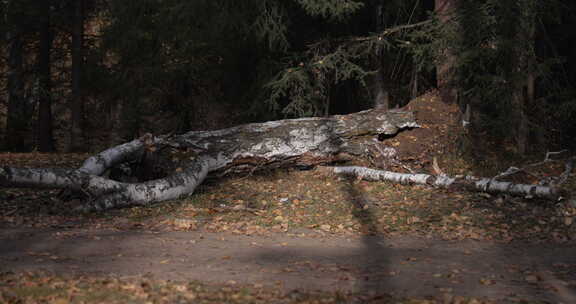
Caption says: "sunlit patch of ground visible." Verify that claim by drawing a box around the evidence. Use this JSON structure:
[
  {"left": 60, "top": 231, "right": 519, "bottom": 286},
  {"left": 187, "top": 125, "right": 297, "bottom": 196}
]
[
  {"left": 2, "top": 159, "right": 574, "bottom": 243},
  {"left": 144, "top": 167, "right": 575, "bottom": 243}
]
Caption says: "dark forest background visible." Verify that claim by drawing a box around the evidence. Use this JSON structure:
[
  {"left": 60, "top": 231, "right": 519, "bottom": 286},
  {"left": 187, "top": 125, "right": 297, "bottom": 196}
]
[{"left": 1, "top": 0, "right": 575, "bottom": 156}]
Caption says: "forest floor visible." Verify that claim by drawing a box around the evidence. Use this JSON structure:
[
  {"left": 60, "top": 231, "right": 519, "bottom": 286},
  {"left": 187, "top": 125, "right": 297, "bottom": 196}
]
[{"left": 1, "top": 92, "right": 576, "bottom": 303}]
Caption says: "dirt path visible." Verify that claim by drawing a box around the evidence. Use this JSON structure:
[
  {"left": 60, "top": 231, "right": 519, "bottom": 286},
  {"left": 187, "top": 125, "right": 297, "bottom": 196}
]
[{"left": 1, "top": 227, "right": 575, "bottom": 303}]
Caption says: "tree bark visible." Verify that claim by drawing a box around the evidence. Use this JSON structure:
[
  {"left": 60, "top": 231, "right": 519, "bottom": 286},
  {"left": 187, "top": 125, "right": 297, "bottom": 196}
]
[
  {"left": 69, "top": 0, "right": 85, "bottom": 152},
  {"left": 322, "top": 166, "right": 561, "bottom": 200},
  {"left": 502, "top": 0, "right": 536, "bottom": 156},
  {"left": 1, "top": 109, "right": 419, "bottom": 212},
  {"left": 435, "top": 0, "right": 458, "bottom": 104},
  {"left": 37, "top": 0, "right": 55, "bottom": 152},
  {"left": 5, "top": 26, "right": 27, "bottom": 152},
  {"left": 371, "top": 0, "right": 389, "bottom": 110}
]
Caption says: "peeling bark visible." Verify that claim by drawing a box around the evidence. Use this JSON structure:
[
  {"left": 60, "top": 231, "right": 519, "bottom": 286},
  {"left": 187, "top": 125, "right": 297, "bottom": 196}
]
[
  {"left": 322, "top": 166, "right": 562, "bottom": 200},
  {"left": 2, "top": 107, "right": 569, "bottom": 211},
  {"left": 1, "top": 109, "right": 418, "bottom": 212}
]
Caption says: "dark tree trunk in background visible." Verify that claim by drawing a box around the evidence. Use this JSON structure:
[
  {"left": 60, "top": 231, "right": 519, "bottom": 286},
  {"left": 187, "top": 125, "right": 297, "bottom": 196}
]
[
  {"left": 38, "top": 0, "right": 55, "bottom": 152},
  {"left": 435, "top": 0, "right": 458, "bottom": 104},
  {"left": 371, "top": 0, "right": 389, "bottom": 110},
  {"left": 69, "top": 0, "right": 85, "bottom": 152},
  {"left": 517, "top": 4, "right": 536, "bottom": 155},
  {"left": 504, "top": 0, "right": 534, "bottom": 155},
  {"left": 5, "top": 30, "right": 27, "bottom": 152}
]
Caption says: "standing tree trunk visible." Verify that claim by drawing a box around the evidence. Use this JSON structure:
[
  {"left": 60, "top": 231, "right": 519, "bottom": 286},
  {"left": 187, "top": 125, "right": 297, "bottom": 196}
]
[
  {"left": 518, "top": 0, "right": 537, "bottom": 155},
  {"left": 37, "top": 0, "right": 55, "bottom": 152},
  {"left": 371, "top": 0, "right": 389, "bottom": 110},
  {"left": 506, "top": 0, "right": 535, "bottom": 155},
  {"left": 435, "top": 0, "right": 458, "bottom": 105},
  {"left": 69, "top": 0, "right": 85, "bottom": 152},
  {"left": 5, "top": 27, "right": 27, "bottom": 152},
  {"left": 513, "top": 92, "right": 529, "bottom": 155}
]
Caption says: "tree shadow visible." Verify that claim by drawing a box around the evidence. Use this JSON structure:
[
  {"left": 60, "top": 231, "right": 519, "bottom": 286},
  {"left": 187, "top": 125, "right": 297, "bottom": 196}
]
[
  {"left": 333, "top": 175, "right": 576, "bottom": 302},
  {"left": 337, "top": 174, "right": 391, "bottom": 298}
]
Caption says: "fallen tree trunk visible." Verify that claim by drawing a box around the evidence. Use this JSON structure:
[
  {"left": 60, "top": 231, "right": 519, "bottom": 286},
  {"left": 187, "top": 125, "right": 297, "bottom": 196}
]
[
  {"left": 320, "top": 166, "right": 563, "bottom": 200},
  {"left": 1, "top": 109, "right": 418, "bottom": 211}
]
